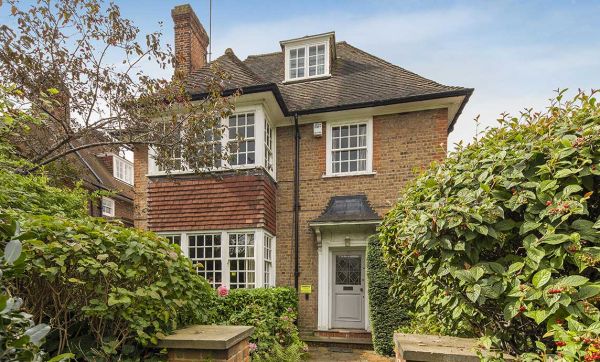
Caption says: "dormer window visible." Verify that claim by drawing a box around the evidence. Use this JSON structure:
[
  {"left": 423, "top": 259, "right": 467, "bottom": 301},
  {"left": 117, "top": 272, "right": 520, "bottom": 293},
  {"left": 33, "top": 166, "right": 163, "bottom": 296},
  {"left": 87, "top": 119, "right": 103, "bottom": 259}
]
[
  {"left": 281, "top": 32, "right": 335, "bottom": 82},
  {"left": 288, "top": 43, "right": 326, "bottom": 80}
]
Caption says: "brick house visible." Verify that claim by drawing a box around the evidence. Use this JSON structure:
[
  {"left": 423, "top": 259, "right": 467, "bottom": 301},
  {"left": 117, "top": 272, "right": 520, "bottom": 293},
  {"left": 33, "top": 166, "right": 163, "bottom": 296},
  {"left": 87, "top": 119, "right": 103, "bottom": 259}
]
[
  {"left": 133, "top": 4, "right": 472, "bottom": 334},
  {"left": 78, "top": 149, "right": 135, "bottom": 226}
]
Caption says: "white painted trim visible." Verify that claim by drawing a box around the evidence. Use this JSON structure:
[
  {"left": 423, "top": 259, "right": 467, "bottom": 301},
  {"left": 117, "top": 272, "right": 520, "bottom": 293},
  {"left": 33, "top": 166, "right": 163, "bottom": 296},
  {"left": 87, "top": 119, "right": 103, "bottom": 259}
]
[
  {"left": 284, "top": 40, "right": 331, "bottom": 82},
  {"left": 325, "top": 117, "right": 373, "bottom": 177},
  {"left": 147, "top": 104, "right": 277, "bottom": 179},
  {"left": 157, "top": 228, "right": 275, "bottom": 288},
  {"left": 279, "top": 31, "right": 335, "bottom": 46},
  {"left": 316, "top": 226, "right": 371, "bottom": 331}
]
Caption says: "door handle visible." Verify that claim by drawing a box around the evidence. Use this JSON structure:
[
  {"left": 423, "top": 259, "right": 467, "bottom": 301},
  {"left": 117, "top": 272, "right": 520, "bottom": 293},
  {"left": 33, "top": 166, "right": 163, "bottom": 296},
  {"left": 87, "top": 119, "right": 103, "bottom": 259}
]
[{"left": 360, "top": 288, "right": 363, "bottom": 292}]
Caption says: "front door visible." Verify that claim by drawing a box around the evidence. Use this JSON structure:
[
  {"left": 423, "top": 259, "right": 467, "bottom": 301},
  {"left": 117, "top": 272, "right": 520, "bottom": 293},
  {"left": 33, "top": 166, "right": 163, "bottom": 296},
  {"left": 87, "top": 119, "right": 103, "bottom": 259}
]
[{"left": 331, "top": 251, "right": 365, "bottom": 329}]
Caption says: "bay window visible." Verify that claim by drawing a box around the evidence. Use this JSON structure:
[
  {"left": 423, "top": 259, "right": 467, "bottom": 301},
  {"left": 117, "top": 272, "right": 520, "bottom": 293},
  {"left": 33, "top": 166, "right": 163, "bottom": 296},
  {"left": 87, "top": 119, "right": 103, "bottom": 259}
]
[
  {"left": 148, "top": 106, "right": 275, "bottom": 177},
  {"left": 160, "top": 229, "right": 275, "bottom": 289}
]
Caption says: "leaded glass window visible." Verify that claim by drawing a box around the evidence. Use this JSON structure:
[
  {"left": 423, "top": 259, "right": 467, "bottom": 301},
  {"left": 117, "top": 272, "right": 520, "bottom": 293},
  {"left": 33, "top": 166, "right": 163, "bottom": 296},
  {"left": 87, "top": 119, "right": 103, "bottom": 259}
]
[{"left": 335, "top": 255, "right": 361, "bottom": 285}]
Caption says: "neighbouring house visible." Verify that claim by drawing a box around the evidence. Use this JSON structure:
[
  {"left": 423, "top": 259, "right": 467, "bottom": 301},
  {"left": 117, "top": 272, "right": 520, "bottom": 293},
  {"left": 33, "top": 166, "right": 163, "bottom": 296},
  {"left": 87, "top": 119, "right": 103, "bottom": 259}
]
[
  {"left": 133, "top": 4, "right": 472, "bottom": 335},
  {"left": 77, "top": 149, "right": 135, "bottom": 226}
]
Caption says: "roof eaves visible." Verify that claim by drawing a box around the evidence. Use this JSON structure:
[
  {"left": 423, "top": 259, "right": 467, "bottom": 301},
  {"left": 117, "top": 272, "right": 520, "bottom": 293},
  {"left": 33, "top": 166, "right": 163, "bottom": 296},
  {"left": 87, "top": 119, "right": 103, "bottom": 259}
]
[
  {"left": 291, "top": 88, "right": 474, "bottom": 117},
  {"left": 189, "top": 83, "right": 290, "bottom": 115},
  {"left": 448, "top": 88, "right": 474, "bottom": 133}
]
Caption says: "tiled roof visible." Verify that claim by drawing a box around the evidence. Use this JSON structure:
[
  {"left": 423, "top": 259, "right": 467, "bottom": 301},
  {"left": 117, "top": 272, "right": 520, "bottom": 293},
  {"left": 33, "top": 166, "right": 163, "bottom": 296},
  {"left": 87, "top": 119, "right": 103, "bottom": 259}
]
[
  {"left": 312, "top": 195, "right": 381, "bottom": 223},
  {"left": 75, "top": 145, "right": 135, "bottom": 200},
  {"left": 186, "top": 42, "right": 472, "bottom": 121}
]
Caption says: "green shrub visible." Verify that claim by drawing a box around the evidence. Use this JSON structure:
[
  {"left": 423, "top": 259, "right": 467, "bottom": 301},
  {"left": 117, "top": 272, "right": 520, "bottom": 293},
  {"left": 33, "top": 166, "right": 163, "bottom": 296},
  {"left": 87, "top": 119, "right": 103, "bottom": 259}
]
[
  {"left": 0, "top": 166, "right": 87, "bottom": 219},
  {"left": 214, "top": 287, "right": 306, "bottom": 360},
  {"left": 11, "top": 215, "right": 214, "bottom": 359},
  {"left": 366, "top": 235, "right": 409, "bottom": 356},
  {"left": 1, "top": 213, "right": 49, "bottom": 361},
  {"left": 379, "top": 90, "right": 600, "bottom": 359}
]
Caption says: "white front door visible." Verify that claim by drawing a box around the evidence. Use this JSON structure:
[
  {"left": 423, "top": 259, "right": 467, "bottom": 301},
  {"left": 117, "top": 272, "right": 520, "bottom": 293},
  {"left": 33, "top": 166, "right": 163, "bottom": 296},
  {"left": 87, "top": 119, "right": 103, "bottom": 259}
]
[{"left": 331, "top": 250, "right": 365, "bottom": 329}]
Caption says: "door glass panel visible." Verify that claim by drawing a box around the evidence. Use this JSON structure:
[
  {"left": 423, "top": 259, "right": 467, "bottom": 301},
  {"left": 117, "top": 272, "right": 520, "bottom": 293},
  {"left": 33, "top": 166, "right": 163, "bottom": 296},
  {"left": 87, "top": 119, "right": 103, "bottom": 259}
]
[{"left": 335, "top": 255, "right": 361, "bottom": 285}]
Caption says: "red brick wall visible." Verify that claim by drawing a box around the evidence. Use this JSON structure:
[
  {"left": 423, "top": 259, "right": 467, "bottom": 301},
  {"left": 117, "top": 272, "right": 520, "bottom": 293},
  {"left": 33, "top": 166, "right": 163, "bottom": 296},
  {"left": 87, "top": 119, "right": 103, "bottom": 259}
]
[
  {"left": 146, "top": 170, "right": 276, "bottom": 234},
  {"left": 275, "top": 108, "right": 449, "bottom": 331},
  {"left": 133, "top": 145, "right": 149, "bottom": 229},
  {"left": 98, "top": 155, "right": 113, "bottom": 175},
  {"left": 171, "top": 4, "right": 209, "bottom": 77}
]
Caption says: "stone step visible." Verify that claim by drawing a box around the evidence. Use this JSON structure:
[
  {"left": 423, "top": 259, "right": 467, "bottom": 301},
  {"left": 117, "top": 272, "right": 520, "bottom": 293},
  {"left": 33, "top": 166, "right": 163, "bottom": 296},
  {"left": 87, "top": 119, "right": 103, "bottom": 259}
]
[
  {"left": 314, "top": 330, "right": 372, "bottom": 340},
  {"left": 300, "top": 332, "right": 373, "bottom": 350}
]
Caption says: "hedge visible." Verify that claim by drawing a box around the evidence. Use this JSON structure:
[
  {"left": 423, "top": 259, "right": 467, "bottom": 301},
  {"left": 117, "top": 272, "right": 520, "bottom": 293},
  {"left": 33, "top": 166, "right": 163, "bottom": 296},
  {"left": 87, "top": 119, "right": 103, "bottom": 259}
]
[
  {"left": 214, "top": 287, "right": 305, "bottom": 360},
  {"left": 367, "top": 235, "right": 409, "bottom": 356},
  {"left": 379, "top": 90, "right": 600, "bottom": 359}
]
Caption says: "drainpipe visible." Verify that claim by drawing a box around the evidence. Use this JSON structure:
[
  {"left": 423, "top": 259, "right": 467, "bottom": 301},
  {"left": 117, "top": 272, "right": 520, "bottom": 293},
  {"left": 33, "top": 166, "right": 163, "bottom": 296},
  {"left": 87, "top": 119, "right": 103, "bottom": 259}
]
[{"left": 293, "top": 113, "right": 301, "bottom": 291}]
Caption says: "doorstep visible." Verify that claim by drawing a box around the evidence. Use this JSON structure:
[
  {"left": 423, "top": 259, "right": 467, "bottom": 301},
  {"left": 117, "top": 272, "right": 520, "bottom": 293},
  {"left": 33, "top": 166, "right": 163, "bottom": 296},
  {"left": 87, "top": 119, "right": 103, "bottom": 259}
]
[{"left": 300, "top": 330, "right": 373, "bottom": 350}]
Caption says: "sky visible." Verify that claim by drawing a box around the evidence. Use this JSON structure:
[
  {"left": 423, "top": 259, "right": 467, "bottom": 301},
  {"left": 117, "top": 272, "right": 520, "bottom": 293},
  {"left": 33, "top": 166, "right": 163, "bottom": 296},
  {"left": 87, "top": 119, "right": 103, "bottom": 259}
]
[{"left": 3, "top": 1, "right": 600, "bottom": 150}]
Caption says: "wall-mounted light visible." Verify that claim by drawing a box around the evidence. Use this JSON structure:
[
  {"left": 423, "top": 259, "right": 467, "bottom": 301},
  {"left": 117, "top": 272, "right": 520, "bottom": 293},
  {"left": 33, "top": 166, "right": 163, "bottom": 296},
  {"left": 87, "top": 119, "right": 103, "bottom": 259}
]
[{"left": 344, "top": 236, "right": 351, "bottom": 247}]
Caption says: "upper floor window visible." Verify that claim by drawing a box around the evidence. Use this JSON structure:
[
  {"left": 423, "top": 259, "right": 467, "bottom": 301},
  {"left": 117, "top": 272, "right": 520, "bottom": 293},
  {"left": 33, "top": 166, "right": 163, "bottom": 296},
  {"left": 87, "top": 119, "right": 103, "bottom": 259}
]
[
  {"left": 281, "top": 32, "right": 334, "bottom": 82},
  {"left": 326, "top": 119, "right": 373, "bottom": 176},
  {"left": 287, "top": 43, "right": 327, "bottom": 81},
  {"left": 148, "top": 106, "right": 275, "bottom": 178},
  {"left": 101, "top": 197, "right": 115, "bottom": 217},
  {"left": 264, "top": 120, "right": 274, "bottom": 172},
  {"left": 113, "top": 156, "right": 134, "bottom": 185},
  {"left": 228, "top": 113, "right": 255, "bottom": 166}
]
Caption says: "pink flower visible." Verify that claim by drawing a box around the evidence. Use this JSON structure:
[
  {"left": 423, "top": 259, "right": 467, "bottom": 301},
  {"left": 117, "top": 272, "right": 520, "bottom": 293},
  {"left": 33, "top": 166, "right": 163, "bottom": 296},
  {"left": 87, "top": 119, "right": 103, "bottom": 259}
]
[
  {"left": 248, "top": 342, "right": 257, "bottom": 352},
  {"left": 217, "top": 284, "right": 229, "bottom": 297}
]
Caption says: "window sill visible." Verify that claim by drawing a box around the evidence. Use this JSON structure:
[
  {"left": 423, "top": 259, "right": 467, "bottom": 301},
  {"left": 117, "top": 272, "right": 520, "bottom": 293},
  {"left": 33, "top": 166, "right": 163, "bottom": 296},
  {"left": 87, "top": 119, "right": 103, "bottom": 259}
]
[
  {"left": 322, "top": 171, "right": 377, "bottom": 179},
  {"left": 282, "top": 75, "right": 331, "bottom": 85},
  {"left": 146, "top": 165, "right": 275, "bottom": 179}
]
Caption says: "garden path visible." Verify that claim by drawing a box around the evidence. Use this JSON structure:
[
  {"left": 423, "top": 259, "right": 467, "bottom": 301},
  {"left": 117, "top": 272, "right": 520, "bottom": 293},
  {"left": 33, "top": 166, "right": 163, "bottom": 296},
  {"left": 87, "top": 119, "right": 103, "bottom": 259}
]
[{"left": 306, "top": 346, "right": 393, "bottom": 361}]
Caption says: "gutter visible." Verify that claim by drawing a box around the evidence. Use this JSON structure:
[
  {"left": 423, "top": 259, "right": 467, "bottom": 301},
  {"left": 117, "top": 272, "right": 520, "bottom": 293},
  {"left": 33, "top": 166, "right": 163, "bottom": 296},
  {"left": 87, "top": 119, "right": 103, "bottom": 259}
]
[{"left": 189, "top": 85, "right": 473, "bottom": 131}]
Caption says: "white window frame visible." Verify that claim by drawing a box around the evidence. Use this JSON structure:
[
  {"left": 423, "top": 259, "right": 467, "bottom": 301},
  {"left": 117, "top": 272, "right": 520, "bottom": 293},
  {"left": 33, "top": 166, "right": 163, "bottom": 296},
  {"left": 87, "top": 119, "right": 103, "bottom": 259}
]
[
  {"left": 113, "top": 155, "right": 134, "bottom": 185},
  {"left": 325, "top": 118, "right": 374, "bottom": 177},
  {"left": 101, "top": 197, "right": 115, "bottom": 217},
  {"left": 158, "top": 229, "right": 276, "bottom": 288},
  {"left": 148, "top": 105, "right": 276, "bottom": 179},
  {"left": 284, "top": 41, "right": 330, "bottom": 82},
  {"left": 263, "top": 234, "right": 274, "bottom": 287}
]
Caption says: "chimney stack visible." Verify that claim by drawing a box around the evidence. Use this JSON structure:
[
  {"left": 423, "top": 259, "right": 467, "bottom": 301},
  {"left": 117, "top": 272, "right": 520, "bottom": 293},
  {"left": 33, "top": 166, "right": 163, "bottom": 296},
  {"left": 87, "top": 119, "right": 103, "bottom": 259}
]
[{"left": 171, "top": 4, "right": 209, "bottom": 77}]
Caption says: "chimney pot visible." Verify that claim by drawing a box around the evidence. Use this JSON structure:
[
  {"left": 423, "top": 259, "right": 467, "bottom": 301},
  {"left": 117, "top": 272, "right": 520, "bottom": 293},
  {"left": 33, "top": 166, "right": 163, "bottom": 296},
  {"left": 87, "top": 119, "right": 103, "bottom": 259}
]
[{"left": 171, "top": 4, "right": 209, "bottom": 77}]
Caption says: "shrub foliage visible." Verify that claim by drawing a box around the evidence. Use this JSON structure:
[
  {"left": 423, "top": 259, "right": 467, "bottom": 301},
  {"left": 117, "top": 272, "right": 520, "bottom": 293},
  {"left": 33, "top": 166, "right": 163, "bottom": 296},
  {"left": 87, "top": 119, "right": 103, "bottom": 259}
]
[
  {"left": 379, "top": 91, "right": 600, "bottom": 359},
  {"left": 214, "top": 287, "right": 305, "bottom": 361},
  {"left": 366, "top": 235, "right": 409, "bottom": 356},
  {"left": 0, "top": 149, "right": 215, "bottom": 359}
]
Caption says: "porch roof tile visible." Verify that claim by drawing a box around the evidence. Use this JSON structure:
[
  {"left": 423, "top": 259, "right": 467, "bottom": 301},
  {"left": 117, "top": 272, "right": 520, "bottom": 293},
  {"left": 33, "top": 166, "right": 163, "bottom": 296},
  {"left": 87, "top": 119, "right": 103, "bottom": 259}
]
[{"left": 312, "top": 195, "right": 381, "bottom": 223}]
